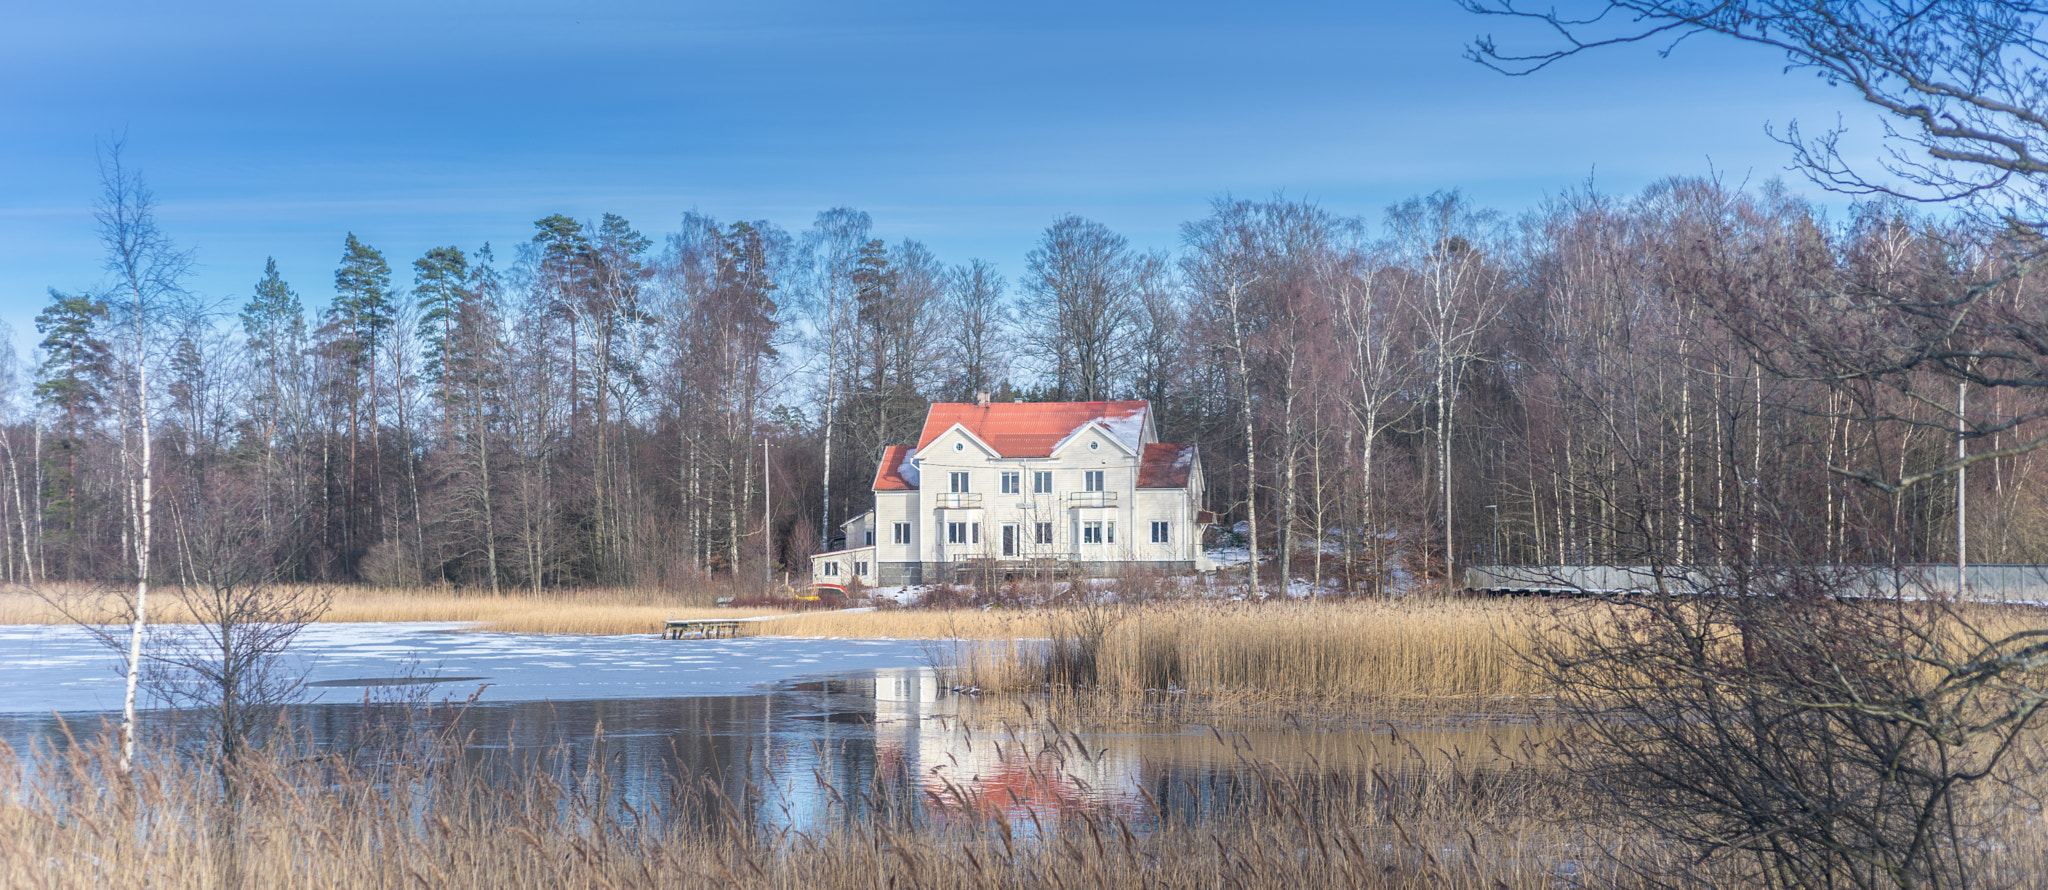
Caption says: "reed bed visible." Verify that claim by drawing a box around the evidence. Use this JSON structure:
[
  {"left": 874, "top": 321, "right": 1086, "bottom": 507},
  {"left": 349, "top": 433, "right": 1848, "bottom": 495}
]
[
  {"left": 0, "top": 718, "right": 1623, "bottom": 890},
  {"left": 11, "top": 716, "right": 2042, "bottom": 888},
  {"left": 940, "top": 598, "right": 1551, "bottom": 704},
  {"left": 0, "top": 583, "right": 781, "bottom": 632}
]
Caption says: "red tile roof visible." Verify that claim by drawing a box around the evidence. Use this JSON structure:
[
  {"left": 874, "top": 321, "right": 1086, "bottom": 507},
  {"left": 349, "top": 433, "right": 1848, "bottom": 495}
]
[
  {"left": 872, "top": 445, "right": 919, "bottom": 491},
  {"left": 1137, "top": 443, "right": 1196, "bottom": 488},
  {"left": 916, "top": 400, "right": 1149, "bottom": 458}
]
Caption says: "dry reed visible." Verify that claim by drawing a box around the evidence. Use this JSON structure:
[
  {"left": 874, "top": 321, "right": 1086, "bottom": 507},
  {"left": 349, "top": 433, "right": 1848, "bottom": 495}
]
[
  {"left": 940, "top": 598, "right": 1551, "bottom": 704},
  {"left": 0, "top": 583, "right": 783, "bottom": 632},
  {"left": 0, "top": 716, "right": 1617, "bottom": 889}
]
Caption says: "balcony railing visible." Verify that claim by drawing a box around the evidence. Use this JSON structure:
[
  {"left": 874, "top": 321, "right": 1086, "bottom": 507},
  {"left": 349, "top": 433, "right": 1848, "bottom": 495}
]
[
  {"left": 1066, "top": 491, "right": 1118, "bottom": 506},
  {"left": 935, "top": 492, "right": 982, "bottom": 509}
]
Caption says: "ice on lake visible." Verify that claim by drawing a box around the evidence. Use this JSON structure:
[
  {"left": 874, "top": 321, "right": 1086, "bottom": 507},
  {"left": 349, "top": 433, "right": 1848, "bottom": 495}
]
[{"left": 0, "top": 622, "right": 936, "bottom": 715}]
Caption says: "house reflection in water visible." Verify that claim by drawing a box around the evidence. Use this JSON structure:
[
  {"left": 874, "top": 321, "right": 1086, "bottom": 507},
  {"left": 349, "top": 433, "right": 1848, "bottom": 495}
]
[
  {"left": 0, "top": 666, "right": 1538, "bottom": 842},
  {"left": 866, "top": 667, "right": 1145, "bottom": 834}
]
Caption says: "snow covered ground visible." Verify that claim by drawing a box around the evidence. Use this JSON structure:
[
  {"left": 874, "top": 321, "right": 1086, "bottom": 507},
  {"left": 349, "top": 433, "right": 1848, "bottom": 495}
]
[{"left": 0, "top": 622, "right": 934, "bottom": 716}]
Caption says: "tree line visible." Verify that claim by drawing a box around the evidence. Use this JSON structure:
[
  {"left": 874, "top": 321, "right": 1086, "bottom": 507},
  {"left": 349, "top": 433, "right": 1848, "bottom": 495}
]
[{"left": 14, "top": 172, "right": 2048, "bottom": 591}]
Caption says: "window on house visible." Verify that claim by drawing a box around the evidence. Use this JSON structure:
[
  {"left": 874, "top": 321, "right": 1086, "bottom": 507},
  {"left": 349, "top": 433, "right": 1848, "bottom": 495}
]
[
  {"left": 1001, "top": 471, "right": 1020, "bottom": 494},
  {"left": 1035, "top": 522, "right": 1054, "bottom": 545},
  {"left": 1082, "top": 522, "right": 1103, "bottom": 544},
  {"left": 1151, "top": 521, "right": 1170, "bottom": 544},
  {"left": 824, "top": 562, "right": 839, "bottom": 576},
  {"left": 971, "top": 523, "right": 981, "bottom": 544},
  {"left": 1033, "top": 471, "right": 1053, "bottom": 493},
  {"left": 856, "top": 561, "right": 869, "bottom": 575},
  {"left": 950, "top": 472, "right": 969, "bottom": 493},
  {"left": 1106, "top": 521, "right": 1115, "bottom": 544},
  {"left": 864, "top": 530, "right": 875, "bottom": 546},
  {"left": 1002, "top": 524, "right": 1018, "bottom": 556},
  {"left": 947, "top": 522, "right": 968, "bottom": 544},
  {"left": 893, "top": 522, "right": 911, "bottom": 545},
  {"left": 1084, "top": 470, "right": 1105, "bottom": 492}
]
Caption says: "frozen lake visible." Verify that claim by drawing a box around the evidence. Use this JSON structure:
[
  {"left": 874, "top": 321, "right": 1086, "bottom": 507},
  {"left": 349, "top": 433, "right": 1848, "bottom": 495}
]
[
  {"left": 0, "top": 622, "right": 935, "bottom": 715},
  {"left": 0, "top": 621, "right": 1537, "bottom": 839}
]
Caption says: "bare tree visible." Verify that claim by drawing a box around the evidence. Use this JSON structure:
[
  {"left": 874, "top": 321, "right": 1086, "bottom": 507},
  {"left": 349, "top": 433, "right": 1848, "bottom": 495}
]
[
  {"left": 791, "top": 208, "right": 872, "bottom": 539},
  {"left": 1463, "top": 1, "right": 2048, "bottom": 498},
  {"left": 94, "top": 141, "right": 188, "bottom": 770},
  {"left": 1465, "top": 2, "right": 2048, "bottom": 232},
  {"left": 1021, "top": 215, "right": 1139, "bottom": 400},
  {"left": 1388, "top": 191, "right": 1507, "bottom": 581},
  {"left": 1535, "top": 509, "right": 2048, "bottom": 888},
  {"left": 1333, "top": 244, "right": 1417, "bottom": 593},
  {"left": 942, "top": 258, "right": 1010, "bottom": 400}
]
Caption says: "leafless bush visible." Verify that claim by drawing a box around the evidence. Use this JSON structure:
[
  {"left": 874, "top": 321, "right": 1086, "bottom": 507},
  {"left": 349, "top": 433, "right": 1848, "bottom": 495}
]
[{"left": 1536, "top": 566, "right": 2048, "bottom": 889}]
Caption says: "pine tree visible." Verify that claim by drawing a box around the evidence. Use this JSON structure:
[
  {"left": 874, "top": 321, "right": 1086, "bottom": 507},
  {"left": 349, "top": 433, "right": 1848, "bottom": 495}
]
[
  {"left": 241, "top": 258, "right": 304, "bottom": 446},
  {"left": 413, "top": 245, "right": 470, "bottom": 441},
  {"left": 328, "top": 233, "right": 394, "bottom": 567},
  {"left": 32, "top": 289, "right": 111, "bottom": 568}
]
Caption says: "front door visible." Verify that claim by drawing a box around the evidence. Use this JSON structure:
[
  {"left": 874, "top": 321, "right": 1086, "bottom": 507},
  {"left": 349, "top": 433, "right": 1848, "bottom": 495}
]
[{"left": 1001, "top": 524, "right": 1018, "bottom": 557}]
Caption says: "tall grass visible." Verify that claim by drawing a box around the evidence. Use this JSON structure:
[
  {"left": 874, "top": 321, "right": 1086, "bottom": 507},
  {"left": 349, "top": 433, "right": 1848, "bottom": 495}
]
[
  {"left": 0, "top": 718, "right": 1614, "bottom": 889},
  {"left": 944, "top": 598, "right": 1549, "bottom": 703},
  {"left": 0, "top": 581, "right": 780, "bottom": 632}
]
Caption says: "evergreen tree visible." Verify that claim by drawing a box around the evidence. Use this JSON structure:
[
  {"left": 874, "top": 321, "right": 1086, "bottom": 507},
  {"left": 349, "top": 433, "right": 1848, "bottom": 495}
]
[
  {"left": 32, "top": 289, "right": 111, "bottom": 560},
  {"left": 851, "top": 238, "right": 893, "bottom": 393},
  {"left": 241, "top": 258, "right": 304, "bottom": 434},
  {"left": 34, "top": 289, "right": 112, "bottom": 434},
  {"left": 331, "top": 234, "right": 395, "bottom": 373},
  {"left": 413, "top": 245, "right": 470, "bottom": 431},
  {"left": 326, "top": 233, "right": 395, "bottom": 568}
]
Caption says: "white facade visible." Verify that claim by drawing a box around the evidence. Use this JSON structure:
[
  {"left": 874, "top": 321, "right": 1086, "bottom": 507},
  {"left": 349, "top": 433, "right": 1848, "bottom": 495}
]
[{"left": 811, "top": 400, "right": 1210, "bottom": 586}]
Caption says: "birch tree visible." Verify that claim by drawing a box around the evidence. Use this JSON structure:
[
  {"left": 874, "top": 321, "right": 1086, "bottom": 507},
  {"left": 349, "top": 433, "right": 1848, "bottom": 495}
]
[{"left": 94, "top": 143, "right": 188, "bottom": 770}]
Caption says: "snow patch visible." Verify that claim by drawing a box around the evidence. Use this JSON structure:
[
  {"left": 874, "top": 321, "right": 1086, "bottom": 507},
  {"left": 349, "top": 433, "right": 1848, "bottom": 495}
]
[
  {"left": 1096, "top": 408, "right": 1147, "bottom": 453},
  {"left": 0, "top": 622, "right": 934, "bottom": 715}
]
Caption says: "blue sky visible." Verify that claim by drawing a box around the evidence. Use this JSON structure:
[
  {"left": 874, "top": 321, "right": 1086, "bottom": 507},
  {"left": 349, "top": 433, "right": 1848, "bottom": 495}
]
[{"left": 1, "top": 0, "right": 1869, "bottom": 349}]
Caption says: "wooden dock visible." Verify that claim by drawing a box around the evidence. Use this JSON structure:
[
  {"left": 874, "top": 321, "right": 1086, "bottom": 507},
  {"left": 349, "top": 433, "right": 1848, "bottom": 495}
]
[{"left": 663, "top": 618, "right": 747, "bottom": 640}]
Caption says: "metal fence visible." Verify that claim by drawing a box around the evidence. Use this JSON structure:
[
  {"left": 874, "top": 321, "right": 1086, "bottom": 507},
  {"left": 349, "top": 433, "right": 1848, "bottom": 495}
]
[{"left": 1463, "top": 564, "right": 2048, "bottom": 604}]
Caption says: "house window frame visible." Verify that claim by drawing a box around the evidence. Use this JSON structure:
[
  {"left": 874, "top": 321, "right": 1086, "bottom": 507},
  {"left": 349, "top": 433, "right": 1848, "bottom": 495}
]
[
  {"left": 949, "top": 472, "right": 970, "bottom": 493},
  {"left": 1151, "top": 521, "right": 1170, "bottom": 544},
  {"left": 1001, "top": 471, "right": 1021, "bottom": 494},
  {"left": 1082, "top": 522, "right": 1103, "bottom": 545},
  {"left": 1033, "top": 470, "right": 1053, "bottom": 494},
  {"left": 1084, "top": 470, "right": 1105, "bottom": 492},
  {"left": 1034, "top": 521, "right": 1054, "bottom": 545},
  {"left": 947, "top": 522, "right": 968, "bottom": 544},
  {"left": 893, "top": 522, "right": 911, "bottom": 545},
  {"left": 824, "top": 561, "right": 840, "bottom": 577}
]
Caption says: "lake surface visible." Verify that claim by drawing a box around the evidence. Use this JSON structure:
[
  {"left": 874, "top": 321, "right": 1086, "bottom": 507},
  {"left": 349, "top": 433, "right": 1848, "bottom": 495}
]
[{"left": 0, "top": 623, "right": 1541, "bottom": 835}]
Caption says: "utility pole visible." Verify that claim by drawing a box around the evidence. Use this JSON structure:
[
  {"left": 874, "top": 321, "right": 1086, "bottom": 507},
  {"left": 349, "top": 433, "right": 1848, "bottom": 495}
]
[
  {"left": 1485, "top": 504, "right": 1499, "bottom": 564},
  {"left": 763, "top": 440, "right": 774, "bottom": 590},
  {"left": 1958, "top": 382, "right": 1968, "bottom": 600}
]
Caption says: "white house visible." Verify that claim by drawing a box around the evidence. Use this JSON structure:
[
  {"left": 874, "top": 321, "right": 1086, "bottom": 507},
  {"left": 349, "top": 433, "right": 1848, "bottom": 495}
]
[{"left": 810, "top": 398, "right": 1214, "bottom": 586}]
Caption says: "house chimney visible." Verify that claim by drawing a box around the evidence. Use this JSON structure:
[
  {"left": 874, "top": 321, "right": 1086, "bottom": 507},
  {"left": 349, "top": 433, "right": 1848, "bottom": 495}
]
[{"left": 975, "top": 391, "right": 990, "bottom": 407}]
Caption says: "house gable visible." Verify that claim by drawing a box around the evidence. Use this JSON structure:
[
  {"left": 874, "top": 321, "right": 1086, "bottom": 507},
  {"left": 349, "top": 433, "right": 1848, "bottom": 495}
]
[
  {"left": 1050, "top": 420, "right": 1141, "bottom": 460},
  {"left": 914, "top": 423, "right": 1003, "bottom": 461}
]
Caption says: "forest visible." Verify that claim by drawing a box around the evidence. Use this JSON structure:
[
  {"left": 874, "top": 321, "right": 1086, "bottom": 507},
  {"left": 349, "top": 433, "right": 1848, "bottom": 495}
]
[{"left": 15, "top": 163, "right": 2048, "bottom": 592}]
